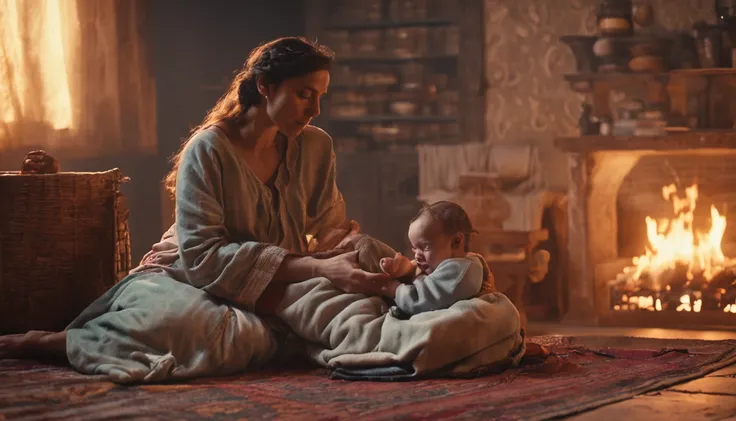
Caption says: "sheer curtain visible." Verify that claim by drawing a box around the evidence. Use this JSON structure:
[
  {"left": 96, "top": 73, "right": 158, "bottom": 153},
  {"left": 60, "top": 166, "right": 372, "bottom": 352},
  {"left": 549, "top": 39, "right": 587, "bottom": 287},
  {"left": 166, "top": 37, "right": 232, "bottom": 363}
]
[{"left": 0, "top": 0, "right": 156, "bottom": 158}]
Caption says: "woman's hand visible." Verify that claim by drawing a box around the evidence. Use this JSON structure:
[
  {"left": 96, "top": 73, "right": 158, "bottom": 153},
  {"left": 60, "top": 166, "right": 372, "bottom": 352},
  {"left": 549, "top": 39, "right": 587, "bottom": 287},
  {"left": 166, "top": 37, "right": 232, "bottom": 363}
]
[
  {"left": 316, "top": 250, "right": 392, "bottom": 295},
  {"left": 311, "top": 220, "right": 361, "bottom": 252},
  {"left": 333, "top": 220, "right": 361, "bottom": 250}
]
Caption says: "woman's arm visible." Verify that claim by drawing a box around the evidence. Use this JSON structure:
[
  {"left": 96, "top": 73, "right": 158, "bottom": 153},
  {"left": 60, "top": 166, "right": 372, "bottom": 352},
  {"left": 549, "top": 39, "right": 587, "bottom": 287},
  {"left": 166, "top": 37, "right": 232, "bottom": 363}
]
[
  {"left": 303, "top": 130, "right": 355, "bottom": 253},
  {"left": 175, "top": 131, "right": 391, "bottom": 312},
  {"left": 296, "top": 129, "right": 392, "bottom": 292},
  {"left": 174, "top": 134, "right": 291, "bottom": 310},
  {"left": 274, "top": 251, "right": 391, "bottom": 294},
  {"left": 257, "top": 250, "right": 392, "bottom": 315},
  {"left": 273, "top": 255, "right": 321, "bottom": 283}
]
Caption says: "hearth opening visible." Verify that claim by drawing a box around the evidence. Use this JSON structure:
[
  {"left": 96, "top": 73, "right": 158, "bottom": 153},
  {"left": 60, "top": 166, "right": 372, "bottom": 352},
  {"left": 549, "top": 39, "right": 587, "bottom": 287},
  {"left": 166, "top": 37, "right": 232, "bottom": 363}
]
[{"left": 609, "top": 156, "right": 736, "bottom": 323}]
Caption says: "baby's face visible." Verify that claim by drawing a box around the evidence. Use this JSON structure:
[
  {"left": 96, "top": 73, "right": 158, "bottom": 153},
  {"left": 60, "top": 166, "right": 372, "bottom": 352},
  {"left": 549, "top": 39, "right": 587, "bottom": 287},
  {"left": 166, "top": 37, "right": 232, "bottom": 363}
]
[{"left": 407, "top": 214, "right": 455, "bottom": 274}]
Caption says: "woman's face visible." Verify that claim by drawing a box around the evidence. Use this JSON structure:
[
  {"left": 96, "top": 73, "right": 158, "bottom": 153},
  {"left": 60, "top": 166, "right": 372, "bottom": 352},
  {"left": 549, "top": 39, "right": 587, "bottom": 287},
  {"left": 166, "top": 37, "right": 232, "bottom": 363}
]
[{"left": 262, "top": 70, "right": 330, "bottom": 139}]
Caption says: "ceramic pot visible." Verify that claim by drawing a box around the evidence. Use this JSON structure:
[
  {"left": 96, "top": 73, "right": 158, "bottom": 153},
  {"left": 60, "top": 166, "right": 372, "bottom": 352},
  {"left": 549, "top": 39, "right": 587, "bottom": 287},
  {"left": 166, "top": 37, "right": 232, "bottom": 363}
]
[{"left": 560, "top": 35, "right": 599, "bottom": 73}]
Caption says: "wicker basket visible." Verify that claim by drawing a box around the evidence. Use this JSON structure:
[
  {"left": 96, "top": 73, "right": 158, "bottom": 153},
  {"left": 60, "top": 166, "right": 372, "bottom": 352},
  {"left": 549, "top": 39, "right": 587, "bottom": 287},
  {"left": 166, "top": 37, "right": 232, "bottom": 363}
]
[{"left": 0, "top": 169, "right": 131, "bottom": 334}]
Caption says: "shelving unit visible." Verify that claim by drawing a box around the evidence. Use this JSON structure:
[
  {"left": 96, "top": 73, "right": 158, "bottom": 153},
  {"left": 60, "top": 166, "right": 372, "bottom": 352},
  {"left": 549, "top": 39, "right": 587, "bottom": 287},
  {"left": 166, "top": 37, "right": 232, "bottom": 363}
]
[
  {"left": 556, "top": 21, "right": 736, "bottom": 326},
  {"left": 561, "top": 26, "right": 736, "bottom": 130},
  {"left": 305, "top": 0, "right": 484, "bottom": 252},
  {"left": 306, "top": 0, "right": 484, "bottom": 153}
]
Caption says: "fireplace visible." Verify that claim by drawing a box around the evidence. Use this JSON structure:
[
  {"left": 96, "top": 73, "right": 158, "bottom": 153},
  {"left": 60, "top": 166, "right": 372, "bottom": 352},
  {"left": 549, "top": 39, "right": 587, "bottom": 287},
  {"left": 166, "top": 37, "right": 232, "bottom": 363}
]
[{"left": 555, "top": 132, "right": 736, "bottom": 328}]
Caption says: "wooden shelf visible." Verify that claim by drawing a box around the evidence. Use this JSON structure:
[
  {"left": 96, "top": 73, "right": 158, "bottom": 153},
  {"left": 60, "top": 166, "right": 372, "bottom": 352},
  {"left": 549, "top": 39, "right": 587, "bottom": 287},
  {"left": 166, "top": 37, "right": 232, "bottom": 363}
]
[
  {"left": 564, "top": 72, "right": 669, "bottom": 83},
  {"left": 564, "top": 68, "right": 736, "bottom": 84},
  {"left": 554, "top": 131, "right": 736, "bottom": 153},
  {"left": 670, "top": 68, "right": 736, "bottom": 77},
  {"left": 329, "top": 84, "right": 399, "bottom": 91},
  {"left": 326, "top": 18, "right": 454, "bottom": 31},
  {"left": 330, "top": 115, "right": 457, "bottom": 124},
  {"left": 336, "top": 55, "right": 458, "bottom": 64},
  {"left": 560, "top": 34, "right": 677, "bottom": 44}
]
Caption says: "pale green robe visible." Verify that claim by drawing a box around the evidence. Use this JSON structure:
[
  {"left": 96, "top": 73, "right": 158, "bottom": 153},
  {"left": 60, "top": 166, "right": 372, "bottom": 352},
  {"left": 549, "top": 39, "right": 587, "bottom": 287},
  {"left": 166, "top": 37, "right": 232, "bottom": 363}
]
[{"left": 66, "top": 125, "right": 348, "bottom": 383}]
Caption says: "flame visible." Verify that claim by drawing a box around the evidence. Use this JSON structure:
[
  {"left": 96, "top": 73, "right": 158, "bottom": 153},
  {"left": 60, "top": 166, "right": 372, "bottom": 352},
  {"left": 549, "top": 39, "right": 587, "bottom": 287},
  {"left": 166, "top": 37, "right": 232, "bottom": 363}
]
[
  {"left": 630, "top": 184, "right": 727, "bottom": 289},
  {"left": 1, "top": 0, "right": 75, "bottom": 129}
]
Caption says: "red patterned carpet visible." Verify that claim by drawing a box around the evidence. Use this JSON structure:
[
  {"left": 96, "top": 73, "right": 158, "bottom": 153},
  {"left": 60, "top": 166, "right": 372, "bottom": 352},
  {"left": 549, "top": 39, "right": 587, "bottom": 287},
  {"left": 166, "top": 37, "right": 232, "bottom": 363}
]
[{"left": 1, "top": 336, "right": 735, "bottom": 421}]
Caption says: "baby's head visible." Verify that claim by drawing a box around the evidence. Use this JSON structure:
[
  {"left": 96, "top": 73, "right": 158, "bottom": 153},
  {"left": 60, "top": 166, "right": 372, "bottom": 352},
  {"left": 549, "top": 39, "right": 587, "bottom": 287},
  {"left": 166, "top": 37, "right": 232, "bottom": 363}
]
[{"left": 408, "top": 201, "right": 477, "bottom": 274}]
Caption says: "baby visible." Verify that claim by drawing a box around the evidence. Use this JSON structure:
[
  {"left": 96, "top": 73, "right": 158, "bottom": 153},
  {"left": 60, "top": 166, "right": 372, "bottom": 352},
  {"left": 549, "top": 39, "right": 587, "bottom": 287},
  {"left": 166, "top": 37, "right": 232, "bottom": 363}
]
[
  {"left": 378, "top": 201, "right": 495, "bottom": 318},
  {"left": 251, "top": 201, "right": 502, "bottom": 369},
  {"left": 258, "top": 201, "right": 495, "bottom": 319}
]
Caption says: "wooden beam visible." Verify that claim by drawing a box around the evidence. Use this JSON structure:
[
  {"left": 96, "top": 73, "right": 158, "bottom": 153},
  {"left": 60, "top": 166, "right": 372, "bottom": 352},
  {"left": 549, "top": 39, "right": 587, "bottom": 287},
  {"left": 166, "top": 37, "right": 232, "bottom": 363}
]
[
  {"left": 554, "top": 132, "right": 736, "bottom": 153},
  {"left": 563, "top": 152, "right": 598, "bottom": 324}
]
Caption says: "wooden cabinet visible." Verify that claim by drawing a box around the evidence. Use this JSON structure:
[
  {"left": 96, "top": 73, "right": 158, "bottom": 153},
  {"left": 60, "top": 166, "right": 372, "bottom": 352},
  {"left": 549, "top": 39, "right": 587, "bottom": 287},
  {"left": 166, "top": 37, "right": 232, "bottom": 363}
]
[
  {"left": 307, "top": 0, "right": 484, "bottom": 150},
  {"left": 336, "top": 150, "right": 420, "bottom": 254},
  {"left": 308, "top": 0, "right": 485, "bottom": 251}
]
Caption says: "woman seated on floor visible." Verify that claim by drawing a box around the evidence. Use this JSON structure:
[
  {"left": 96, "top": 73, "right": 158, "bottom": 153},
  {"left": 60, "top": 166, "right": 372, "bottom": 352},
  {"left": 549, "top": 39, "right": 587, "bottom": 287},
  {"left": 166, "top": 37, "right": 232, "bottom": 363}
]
[{"left": 0, "top": 37, "right": 522, "bottom": 383}]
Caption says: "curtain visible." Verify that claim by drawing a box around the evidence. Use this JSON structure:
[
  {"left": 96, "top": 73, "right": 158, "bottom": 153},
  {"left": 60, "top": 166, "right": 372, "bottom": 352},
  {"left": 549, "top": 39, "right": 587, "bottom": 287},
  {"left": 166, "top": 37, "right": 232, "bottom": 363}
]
[{"left": 0, "top": 0, "right": 156, "bottom": 158}]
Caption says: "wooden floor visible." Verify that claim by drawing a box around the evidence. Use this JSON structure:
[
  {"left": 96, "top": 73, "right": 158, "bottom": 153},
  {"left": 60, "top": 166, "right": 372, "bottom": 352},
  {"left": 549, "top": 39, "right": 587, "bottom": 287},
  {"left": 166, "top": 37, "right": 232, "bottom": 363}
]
[{"left": 527, "top": 322, "right": 736, "bottom": 420}]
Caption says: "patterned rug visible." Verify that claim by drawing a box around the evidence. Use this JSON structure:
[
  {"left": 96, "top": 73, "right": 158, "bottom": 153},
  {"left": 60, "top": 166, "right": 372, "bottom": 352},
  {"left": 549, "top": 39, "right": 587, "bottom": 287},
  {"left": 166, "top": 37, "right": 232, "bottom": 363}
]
[{"left": 1, "top": 336, "right": 735, "bottom": 421}]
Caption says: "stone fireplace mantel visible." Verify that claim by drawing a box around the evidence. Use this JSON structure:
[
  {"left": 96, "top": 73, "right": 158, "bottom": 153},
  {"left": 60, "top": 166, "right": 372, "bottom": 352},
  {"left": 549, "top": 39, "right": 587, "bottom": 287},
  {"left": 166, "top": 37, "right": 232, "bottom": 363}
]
[{"left": 554, "top": 132, "right": 736, "bottom": 326}]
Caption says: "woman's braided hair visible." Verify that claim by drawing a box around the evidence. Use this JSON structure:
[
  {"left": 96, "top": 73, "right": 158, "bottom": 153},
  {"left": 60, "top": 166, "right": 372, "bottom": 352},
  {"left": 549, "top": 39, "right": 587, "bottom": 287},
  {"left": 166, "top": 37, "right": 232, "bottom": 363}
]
[
  {"left": 164, "top": 37, "right": 334, "bottom": 198},
  {"left": 236, "top": 37, "right": 333, "bottom": 112}
]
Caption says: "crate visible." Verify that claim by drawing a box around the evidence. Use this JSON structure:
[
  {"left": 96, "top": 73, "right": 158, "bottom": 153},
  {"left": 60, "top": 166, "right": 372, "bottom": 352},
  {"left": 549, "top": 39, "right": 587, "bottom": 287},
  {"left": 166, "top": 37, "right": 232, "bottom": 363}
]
[{"left": 0, "top": 169, "right": 130, "bottom": 333}]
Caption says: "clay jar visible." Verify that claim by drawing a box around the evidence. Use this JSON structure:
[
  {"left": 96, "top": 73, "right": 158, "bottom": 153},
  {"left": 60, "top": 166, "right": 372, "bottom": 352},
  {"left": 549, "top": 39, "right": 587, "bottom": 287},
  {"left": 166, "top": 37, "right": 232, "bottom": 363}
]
[{"left": 560, "top": 35, "right": 599, "bottom": 73}]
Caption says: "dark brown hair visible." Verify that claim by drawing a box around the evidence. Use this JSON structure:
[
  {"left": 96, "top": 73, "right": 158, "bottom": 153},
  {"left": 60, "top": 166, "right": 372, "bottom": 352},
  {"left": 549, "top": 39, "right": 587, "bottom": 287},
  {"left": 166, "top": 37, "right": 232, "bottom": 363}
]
[
  {"left": 163, "top": 36, "right": 334, "bottom": 198},
  {"left": 411, "top": 201, "right": 478, "bottom": 252}
]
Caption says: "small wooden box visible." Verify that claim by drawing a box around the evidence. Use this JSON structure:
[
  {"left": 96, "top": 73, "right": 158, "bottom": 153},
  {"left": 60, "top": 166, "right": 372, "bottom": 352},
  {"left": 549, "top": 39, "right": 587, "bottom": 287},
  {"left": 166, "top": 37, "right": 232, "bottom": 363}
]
[{"left": 0, "top": 169, "right": 130, "bottom": 333}]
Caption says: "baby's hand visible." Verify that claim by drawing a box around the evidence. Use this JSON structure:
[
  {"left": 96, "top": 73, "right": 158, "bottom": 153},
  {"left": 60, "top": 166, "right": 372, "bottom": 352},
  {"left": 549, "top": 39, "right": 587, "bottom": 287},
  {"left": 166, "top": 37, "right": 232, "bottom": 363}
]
[{"left": 380, "top": 253, "right": 414, "bottom": 278}]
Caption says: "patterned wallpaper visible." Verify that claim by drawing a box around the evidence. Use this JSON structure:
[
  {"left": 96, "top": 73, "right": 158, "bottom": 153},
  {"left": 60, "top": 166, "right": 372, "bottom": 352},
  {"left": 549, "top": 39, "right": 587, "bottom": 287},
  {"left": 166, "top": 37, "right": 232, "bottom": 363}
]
[{"left": 482, "top": 0, "right": 716, "bottom": 189}]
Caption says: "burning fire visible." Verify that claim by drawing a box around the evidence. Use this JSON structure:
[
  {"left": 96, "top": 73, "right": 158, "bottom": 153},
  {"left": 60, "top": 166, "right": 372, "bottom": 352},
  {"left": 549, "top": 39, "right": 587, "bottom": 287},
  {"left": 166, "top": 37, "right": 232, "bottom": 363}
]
[
  {"left": 614, "top": 183, "right": 735, "bottom": 313},
  {"left": 630, "top": 184, "right": 727, "bottom": 288}
]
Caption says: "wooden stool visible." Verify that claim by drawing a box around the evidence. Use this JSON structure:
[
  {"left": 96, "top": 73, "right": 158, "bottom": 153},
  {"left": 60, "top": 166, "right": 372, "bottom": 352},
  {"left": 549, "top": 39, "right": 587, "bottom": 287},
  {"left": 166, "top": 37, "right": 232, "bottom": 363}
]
[{"left": 472, "top": 229, "right": 549, "bottom": 328}]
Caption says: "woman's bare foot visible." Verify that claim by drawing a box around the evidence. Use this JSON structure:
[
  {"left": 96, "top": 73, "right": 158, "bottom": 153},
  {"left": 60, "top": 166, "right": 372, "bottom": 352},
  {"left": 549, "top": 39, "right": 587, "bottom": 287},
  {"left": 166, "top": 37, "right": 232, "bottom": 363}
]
[
  {"left": 380, "top": 253, "right": 414, "bottom": 278},
  {"left": 0, "top": 330, "right": 68, "bottom": 364}
]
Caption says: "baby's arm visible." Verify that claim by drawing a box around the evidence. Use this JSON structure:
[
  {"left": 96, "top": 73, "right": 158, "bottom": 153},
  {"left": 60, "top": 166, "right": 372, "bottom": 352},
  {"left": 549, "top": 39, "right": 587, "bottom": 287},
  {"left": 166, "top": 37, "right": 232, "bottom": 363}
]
[{"left": 384, "top": 257, "right": 484, "bottom": 316}]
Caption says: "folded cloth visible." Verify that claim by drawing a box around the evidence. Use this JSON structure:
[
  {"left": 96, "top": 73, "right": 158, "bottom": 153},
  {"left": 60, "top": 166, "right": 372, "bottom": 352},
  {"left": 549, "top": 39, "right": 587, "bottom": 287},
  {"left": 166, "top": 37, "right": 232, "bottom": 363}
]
[{"left": 329, "top": 329, "right": 528, "bottom": 382}]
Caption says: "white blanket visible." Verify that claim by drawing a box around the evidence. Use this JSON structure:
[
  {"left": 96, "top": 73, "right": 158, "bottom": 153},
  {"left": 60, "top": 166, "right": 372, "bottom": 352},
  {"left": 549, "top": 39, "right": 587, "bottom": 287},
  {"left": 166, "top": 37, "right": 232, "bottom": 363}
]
[{"left": 275, "top": 277, "right": 525, "bottom": 377}]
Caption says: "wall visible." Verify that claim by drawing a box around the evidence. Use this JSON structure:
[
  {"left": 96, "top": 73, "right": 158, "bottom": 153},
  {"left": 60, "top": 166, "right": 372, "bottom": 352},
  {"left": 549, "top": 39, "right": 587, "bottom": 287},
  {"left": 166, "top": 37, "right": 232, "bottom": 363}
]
[
  {"left": 1, "top": 1, "right": 307, "bottom": 263},
  {"left": 146, "top": 0, "right": 306, "bottom": 261},
  {"left": 482, "top": 0, "right": 594, "bottom": 190},
  {"left": 482, "top": 0, "right": 714, "bottom": 191}
]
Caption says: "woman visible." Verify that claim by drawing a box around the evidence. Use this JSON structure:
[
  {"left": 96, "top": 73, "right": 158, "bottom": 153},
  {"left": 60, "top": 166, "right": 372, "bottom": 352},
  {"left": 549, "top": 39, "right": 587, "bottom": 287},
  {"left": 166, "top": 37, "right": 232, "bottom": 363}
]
[{"left": 0, "top": 37, "right": 392, "bottom": 383}]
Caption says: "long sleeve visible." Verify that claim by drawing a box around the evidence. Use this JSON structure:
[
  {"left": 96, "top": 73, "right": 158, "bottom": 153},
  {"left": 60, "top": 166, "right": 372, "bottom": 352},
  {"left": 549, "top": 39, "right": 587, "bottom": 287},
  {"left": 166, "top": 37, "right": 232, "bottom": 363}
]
[
  {"left": 174, "top": 135, "right": 288, "bottom": 311},
  {"left": 394, "top": 257, "right": 484, "bottom": 316},
  {"left": 304, "top": 137, "right": 350, "bottom": 251}
]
